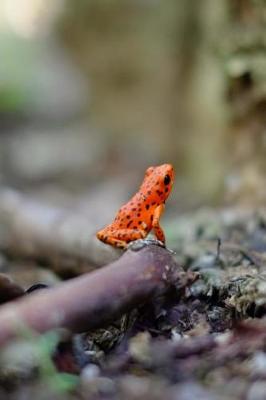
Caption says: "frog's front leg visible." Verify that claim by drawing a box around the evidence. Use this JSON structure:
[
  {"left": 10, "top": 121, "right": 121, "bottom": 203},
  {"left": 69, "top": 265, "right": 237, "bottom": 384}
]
[{"left": 152, "top": 204, "right": 165, "bottom": 243}]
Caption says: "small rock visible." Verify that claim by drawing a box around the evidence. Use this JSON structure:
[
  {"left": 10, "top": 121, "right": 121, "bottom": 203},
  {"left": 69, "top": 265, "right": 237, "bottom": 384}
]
[
  {"left": 171, "top": 382, "right": 225, "bottom": 400},
  {"left": 247, "top": 381, "right": 266, "bottom": 400},
  {"left": 0, "top": 340, "right": 40, "bottom": 383},
  {"left": 81, "top": 376, "right": 115, "bottom": 396},
  {"left": 129, "top": 332, "right": 151, "bottom": 364},
  {"left": 248, "top": 351, "right": 266, "bottom": 375},
  {"left": 80, "top": 364, "right": 100, "bottom": 382}
]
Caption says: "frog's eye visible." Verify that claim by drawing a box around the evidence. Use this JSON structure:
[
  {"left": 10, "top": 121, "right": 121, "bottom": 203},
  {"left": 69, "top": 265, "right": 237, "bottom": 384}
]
[{"left": 164, "top": 174, "right": 171, "bottom": 185}]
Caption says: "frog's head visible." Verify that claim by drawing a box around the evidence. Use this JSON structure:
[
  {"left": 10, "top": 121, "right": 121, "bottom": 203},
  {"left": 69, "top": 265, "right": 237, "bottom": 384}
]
[{"left": 144, "top": 163, "right": 174, "bottom": 201}]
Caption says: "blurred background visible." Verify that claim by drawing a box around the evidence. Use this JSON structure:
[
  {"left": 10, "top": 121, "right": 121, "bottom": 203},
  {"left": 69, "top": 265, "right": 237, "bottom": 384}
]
[{"left": 0, "top": 0, "right": 266, "bottom": 222}]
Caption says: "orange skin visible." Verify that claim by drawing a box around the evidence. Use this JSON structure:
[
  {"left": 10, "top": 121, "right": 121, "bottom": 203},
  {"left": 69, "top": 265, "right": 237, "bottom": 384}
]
[{"left": 97, "top": 164, "right": 174, "bottom": 249}]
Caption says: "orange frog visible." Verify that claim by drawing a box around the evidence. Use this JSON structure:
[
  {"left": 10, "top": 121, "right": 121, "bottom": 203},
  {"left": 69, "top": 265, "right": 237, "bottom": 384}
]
[{"left": 97, "top": 164, "right": 174, "bottom": 249}]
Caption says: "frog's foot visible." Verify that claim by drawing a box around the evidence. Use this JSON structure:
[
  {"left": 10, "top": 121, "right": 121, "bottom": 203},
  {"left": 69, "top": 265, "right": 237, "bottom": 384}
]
[{"left": 126, "top": 238, "right": 175, "bottom": 253}]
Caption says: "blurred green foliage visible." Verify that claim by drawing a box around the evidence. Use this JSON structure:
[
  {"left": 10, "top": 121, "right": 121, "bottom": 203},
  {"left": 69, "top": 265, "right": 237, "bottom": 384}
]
[
  {"left": 27, "top": 330, "right": 79, "bottom": 393},
  {"left": 0, "top": 34, "right": 34, "bottom": 112}
]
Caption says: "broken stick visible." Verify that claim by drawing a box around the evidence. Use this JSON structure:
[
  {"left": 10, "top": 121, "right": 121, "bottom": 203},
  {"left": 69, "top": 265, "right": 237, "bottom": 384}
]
[{"left": 0, "top": 243, "right": 193, "bottom": 346}]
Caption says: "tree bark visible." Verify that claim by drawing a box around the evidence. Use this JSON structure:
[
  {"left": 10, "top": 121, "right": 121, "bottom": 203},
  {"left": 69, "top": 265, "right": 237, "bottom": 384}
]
[{"left": 0, "top": 243, "right": 193, "bottom": 346}]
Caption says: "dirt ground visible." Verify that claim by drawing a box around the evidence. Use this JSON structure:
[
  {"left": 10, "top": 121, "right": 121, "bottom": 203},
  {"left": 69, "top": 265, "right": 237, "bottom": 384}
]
[{"left": 0, "top": 195, "right": 265, "bottom": 399}]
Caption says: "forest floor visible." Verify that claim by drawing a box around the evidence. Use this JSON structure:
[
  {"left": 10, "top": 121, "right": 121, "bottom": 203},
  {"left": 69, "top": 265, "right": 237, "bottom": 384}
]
[{"left": 0, "top": 191, "right": 265, "bottom": 399}]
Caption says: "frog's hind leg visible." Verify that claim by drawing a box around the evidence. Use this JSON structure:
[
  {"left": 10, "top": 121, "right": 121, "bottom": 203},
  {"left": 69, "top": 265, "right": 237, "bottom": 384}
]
[
  {"left": 97, "top": 229, "right": 127, "bottom": 249},
  {"left": 109, "top": 228, "right": 147, "bottom": 248},
  {"left": 97, "top": 227, "right": 147, "bottom": 249},
  {"left": 104, "top": 237, "right": 128, "bottom": 249}
]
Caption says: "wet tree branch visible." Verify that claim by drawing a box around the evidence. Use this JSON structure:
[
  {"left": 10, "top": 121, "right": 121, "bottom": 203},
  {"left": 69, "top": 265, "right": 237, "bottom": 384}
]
[{"left": 0, "top": 243, "right": 193, "bottom": 346}]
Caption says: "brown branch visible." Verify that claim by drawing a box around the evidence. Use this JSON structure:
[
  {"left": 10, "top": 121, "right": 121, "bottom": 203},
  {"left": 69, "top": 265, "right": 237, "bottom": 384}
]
[
  {"left": 0, "top": 188, "right": 120, "bottom": 274},
  {"left": 0, "top": 243, "right": 193, "bottom": 346}
]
